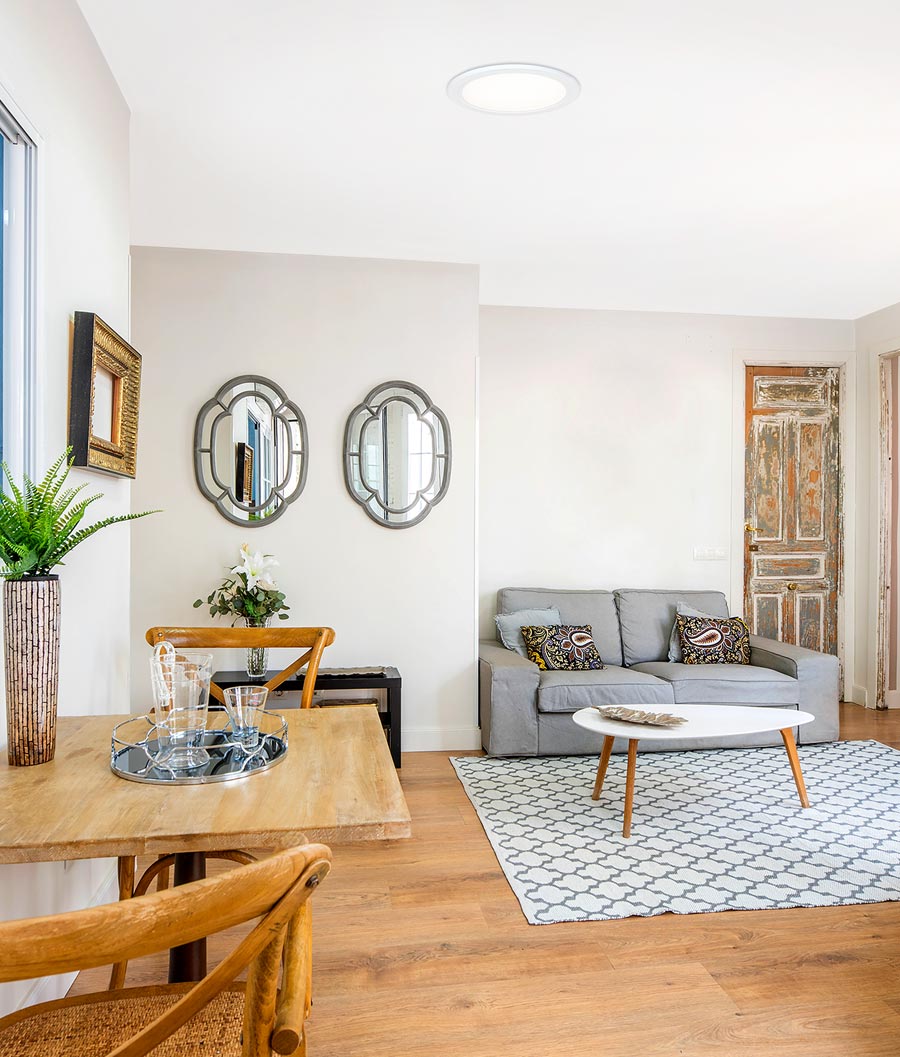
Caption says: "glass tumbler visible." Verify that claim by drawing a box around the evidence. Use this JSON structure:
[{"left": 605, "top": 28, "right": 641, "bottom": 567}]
[
  {"left": 150, "top": 644, "right": 213, "bottom": 769},
  {"left": 223, "top": 685, "right": 269, "bottom": 753}
]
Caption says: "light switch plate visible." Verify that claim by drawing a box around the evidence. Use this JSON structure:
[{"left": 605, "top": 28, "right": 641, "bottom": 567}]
[{"left": 693, "top": 546, "right": 728, "bottom": 561}]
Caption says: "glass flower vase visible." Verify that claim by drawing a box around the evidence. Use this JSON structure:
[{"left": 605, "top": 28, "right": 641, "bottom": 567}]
[{"left": 244, "top": 617, "right": 270, "bottom": 680}]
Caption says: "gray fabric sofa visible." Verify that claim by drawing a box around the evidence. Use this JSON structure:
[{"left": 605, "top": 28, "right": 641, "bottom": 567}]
[{"left": 479, "top": 588, "right": 840, "bottom": 756}]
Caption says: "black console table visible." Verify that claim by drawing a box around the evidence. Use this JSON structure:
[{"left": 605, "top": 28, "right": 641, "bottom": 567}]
[{"left": 213, "top": 666, "right": 402, "bottom": 768}]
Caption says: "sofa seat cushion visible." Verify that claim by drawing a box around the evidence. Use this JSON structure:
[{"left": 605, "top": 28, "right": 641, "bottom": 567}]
[
  {"left": 631, "top": 662, "right": 799, "bottom": 705},
  {"left": 537, "top": 666, "right": 674, "bottom": 714}
]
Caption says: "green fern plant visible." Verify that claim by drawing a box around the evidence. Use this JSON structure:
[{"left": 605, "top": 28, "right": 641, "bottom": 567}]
[{"left": 0, "top": 449, "right": 158, "bottom": 579}]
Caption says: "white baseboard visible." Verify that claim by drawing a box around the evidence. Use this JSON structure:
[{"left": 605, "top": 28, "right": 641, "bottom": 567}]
[
  {"left": 16, "top": 866, "right": 118, "bottom": 1011},
  {"left": 402, "top": 726, "right": 482, "bottom": 752},
  {"left": 850, "top": 685, "right": 869, "bottom": 707}
]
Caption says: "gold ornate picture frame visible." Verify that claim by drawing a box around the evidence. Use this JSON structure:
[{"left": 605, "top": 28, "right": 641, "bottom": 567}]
[{"left": 68, "top": 313, "right": 142, "bottom": 478}]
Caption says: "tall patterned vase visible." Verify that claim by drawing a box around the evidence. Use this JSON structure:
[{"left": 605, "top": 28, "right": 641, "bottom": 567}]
[
  {"left": 3, "top": 576, "right": 61, "bottom": 766},
  {"left": 244, "top": 616, "right": 270, "bottom": 680}
]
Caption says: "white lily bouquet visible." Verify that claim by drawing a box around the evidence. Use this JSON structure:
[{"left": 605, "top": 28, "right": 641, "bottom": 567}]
[{"left": 194, "top": 544, "right": 290, "bottom": 627}]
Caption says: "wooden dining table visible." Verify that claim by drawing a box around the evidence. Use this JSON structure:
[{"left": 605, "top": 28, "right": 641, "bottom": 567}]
[{"left": 0, "top": 704, "right": 410, "bottom": 981}]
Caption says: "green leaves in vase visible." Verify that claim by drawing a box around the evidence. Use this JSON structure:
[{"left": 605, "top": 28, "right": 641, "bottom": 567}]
[{"left": 0, "top": 449, "right": 158, "bottom": 579}]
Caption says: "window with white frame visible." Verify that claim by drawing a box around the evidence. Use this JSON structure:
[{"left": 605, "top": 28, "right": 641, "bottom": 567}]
[{"left": 0, "top": 99, "right": 36, "bottom": 481}]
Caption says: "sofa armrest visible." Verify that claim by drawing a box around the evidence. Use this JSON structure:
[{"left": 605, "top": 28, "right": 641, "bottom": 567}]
[
  {"left": 749, "top": 635, "right": 839, "bottom": 743},
  {"left": 478, "top": 641, "right": 536, "bottom": 670},
  {"left": 478, "top": 640, "right": 540, "bottom": 756}
]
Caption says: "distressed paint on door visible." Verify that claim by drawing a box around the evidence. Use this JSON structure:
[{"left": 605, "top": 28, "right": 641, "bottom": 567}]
[{"left": 744, "top": 366, "right": 841, "bottom": 659}]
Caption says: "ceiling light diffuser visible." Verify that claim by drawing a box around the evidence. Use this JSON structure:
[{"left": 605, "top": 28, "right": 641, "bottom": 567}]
[{"left": 446, "top": 63, "right": 580, "bottom": 115}]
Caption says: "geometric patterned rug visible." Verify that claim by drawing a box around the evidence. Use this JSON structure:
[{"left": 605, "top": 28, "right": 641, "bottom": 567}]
[{"left": 451, "top": 741, "right": 900, "bottom": 924}]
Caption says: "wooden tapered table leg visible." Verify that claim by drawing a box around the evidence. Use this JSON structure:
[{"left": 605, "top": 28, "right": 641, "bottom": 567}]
[
  {"left": 780, "top": 727, "right": 810, "bottom": 808},
  {"left": 592, "top": 736, "right": 615, "bottom": 800},
  {"left": 622, "top": 739, "right": 639, "bottom": 838},
  {"left": 108, "top": 855, "right": 135, "bottom": 990}
]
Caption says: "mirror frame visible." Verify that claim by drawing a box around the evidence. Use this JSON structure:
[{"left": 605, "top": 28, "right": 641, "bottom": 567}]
[
  {"left": 343, "top": 379, "right": 451, "bottom": 529},
  {"left": 193, "top": 374, "right": 309, "bottom": 526}
]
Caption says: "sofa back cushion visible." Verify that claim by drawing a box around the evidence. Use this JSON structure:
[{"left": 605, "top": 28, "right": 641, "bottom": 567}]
[
  {"left": 615, "top": 589, "right": 730, "bottom": 666},
  {"left": 497, "top": 588, "right": 624, "bottom": 667}
]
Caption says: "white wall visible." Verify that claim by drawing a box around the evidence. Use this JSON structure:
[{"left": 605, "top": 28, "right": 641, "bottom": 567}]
[
  {"left": 852, "top": 300, "right": 900, "bottom": 707},
  {"left": 129, "top": 247, "right": 479, "bottom": 750},
  {"left": 0, "top": 0, "right": 133, "bottom": 1016},
  {"left": 478, "top": 305, "right": 856, "bottom": 678}
]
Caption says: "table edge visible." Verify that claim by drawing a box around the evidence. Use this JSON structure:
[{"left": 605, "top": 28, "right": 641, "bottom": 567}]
[
  {"left": 0, "top": 818, "right": 413, "bottom": 865},
  {"left": 571, "top": 704, "right": 817, "bottom": 738}
]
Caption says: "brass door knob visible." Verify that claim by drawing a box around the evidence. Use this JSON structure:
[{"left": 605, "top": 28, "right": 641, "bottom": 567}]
[
  {"left": 744, "top": 523, "right": 758, "bottom": 533},
  {"left": 787, "top": 582, "right": 798, "bottom": 591}
]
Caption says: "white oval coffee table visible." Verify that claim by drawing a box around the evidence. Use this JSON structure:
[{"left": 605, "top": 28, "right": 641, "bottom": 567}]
[{"left": 572, "top": 704, "right": 815, "bottom": 838}]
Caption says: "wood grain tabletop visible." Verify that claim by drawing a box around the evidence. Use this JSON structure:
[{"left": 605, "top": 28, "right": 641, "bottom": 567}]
[{"left": 0, "top": 704, "right": 410, "bottom": 863}]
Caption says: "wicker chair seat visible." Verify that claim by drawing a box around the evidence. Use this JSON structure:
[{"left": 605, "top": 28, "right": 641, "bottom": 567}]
[{"left": 0, "top": 985, "right": 246, "bottom": 1057}]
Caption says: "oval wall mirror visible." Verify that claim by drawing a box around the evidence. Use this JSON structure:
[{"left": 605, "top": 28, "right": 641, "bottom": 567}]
[
  {"left": 194, "top": 376, "right": 308, "bottom": 526},
  {"left": 343, "top": 380, "right": 451, "bottom": 528}
]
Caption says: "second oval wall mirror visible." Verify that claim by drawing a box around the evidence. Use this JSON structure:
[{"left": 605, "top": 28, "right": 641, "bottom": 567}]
[
  {"left": 194, "top": 375, "right": 308, "bottom": 526},
  {"left": 343, "top": 380, "right": 451, "bottom": 528}
]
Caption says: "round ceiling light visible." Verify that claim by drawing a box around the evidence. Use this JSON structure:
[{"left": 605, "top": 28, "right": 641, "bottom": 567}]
[{"left": 446, "top": 63, "right": 580, "bottom": 115}]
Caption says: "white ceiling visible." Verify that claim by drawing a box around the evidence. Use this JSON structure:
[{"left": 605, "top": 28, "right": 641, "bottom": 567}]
[{"left": 77, "top": 0, "right": 900, "bottom": 318}]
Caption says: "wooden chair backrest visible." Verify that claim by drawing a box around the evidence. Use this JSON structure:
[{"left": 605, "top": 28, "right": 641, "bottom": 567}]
[
  {"left": 145, "top": 626, "right": 336, "bottom": 708},
  {"left": 0, "top": 843, "right": 331, "bottom": 1057}
]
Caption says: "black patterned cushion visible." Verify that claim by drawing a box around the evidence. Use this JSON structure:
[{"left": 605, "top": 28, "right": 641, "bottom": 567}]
[
  {"left": 520, "top": 625, "right": 606, "bottom": 671},
  {"left": 676, "top": 614, "right": 751, "bottom": 665}
]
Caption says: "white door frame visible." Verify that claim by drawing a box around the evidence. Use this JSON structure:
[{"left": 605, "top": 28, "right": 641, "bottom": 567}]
[
  {"left": 876, "top": 351, "right": 900, "bottom": 709},
  {"left": 730, "top": 349, "right": 854, "bottom": 692},
  {"left": 0, "top": 78, "right": 42, "bottom": 481}
]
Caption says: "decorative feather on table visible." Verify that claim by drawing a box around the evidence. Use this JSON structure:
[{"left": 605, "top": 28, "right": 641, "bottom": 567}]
[{"left": 593, "top": 706, "right": 687, "bottom": 728}]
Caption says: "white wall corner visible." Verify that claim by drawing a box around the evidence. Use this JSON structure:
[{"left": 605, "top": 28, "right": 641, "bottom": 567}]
[{"left": 850, "top": 684, "right": 869, "bottom": 707}]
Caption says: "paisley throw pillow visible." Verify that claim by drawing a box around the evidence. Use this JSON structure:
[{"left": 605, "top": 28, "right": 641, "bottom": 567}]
[
  {"left": 676, "top": 614, "right": 751, "bottom": 665},
  {"left": 520, "top": 624, "right": 606, "bottom": 671}
]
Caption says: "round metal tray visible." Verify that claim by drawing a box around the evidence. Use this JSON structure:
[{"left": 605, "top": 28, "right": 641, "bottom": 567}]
[{"left": 110, "top": 706, "right": 288, "bottom": 785}]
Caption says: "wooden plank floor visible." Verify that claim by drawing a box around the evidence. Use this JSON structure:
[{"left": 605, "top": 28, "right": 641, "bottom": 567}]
[{"left": 71, "top": 702, "right": 900, "bottom": 1056}]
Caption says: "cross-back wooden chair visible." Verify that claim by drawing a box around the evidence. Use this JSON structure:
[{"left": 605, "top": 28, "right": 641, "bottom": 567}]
[
  {"left": 145, "top": 626, "right": 336, "bottom": 709},
  {"left": 107, "top": 626, "right": 336, "bottom": 991},
  {"left": 0, "top": 843, "right": 331, "bottom": 1057}
]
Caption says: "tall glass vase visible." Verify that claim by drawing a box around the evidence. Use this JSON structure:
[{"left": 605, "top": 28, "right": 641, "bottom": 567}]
[{"left": 244, "top": 617, "right": 270, "bottom": 680}]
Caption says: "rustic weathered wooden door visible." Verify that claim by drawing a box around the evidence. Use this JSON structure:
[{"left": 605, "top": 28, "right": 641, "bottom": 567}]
[{"left": 744, "top": 366, "right": 841, "bottom": 656}]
